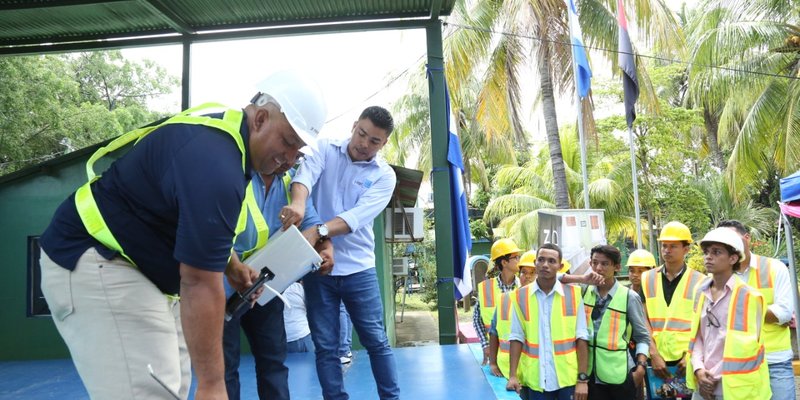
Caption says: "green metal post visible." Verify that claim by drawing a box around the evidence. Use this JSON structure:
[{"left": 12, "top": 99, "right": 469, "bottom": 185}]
[
  {"left": 426, "top": 20, "right": 456, "bottom": 345},
  {"left": 181, "top": 39, "right": 191, "bottom": 110}
]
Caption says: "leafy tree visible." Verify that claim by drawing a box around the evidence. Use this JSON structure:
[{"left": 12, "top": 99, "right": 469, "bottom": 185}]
[{"left": 0, "top": 52, "right": 177, "bottom": 175}]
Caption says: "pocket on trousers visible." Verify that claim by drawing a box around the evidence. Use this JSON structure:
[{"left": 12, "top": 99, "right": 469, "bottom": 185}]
[{"left": 41, "top": 260, "right": 75, "bottom": 321}]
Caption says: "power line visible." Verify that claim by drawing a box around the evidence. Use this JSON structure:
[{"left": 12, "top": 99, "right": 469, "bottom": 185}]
[{"left": 444, "top": 21, "right": 800, "bottom": 82}]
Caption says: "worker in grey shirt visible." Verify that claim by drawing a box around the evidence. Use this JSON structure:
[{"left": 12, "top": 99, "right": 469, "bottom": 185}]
[{"left": 582, "top": 245, "right": 650, "bottom": 400}]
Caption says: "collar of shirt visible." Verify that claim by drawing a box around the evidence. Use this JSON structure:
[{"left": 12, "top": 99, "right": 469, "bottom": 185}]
[
  {"left": 496, "top": 276, "right": 519, "bottom": 292},
  {"left": 532, "top": 279, "right": 564, "bottom": 297},
  {"left": 591, "top": 280, "right": 620, "bottom": 302},
  {"left": 660, "top": 264, "right": 686, "bottom": 280},
  {"left": 698, "top": 273, "right": 738, "bottom": 295}
]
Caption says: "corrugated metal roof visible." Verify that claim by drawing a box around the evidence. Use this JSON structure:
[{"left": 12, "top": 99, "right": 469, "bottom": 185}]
[{"left": 0, "top": 0, "right": 454, "bottom": 54}]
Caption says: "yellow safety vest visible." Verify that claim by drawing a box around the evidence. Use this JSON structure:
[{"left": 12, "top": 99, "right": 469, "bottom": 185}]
[
  {"left": 744, "top": 255, "right": 792, "bottom": 354},
  {"left": 495, "top": 291, "right": 515, "bottom": 380},
  {"left": 237, "top": 173, "right": 292, "bottom": 260},
  {"left": 641, "top": 266, "right": 706, "bottom": 362},
  {"left": 686, "top": 278, "right": 770, "bottom": 400},
  {"left": 583, "top": 285, "right": 631, "bottom": 384},
  {"left": 478, "top": 277, "right": 502, "bottom": 331},
  {"left": 75, "top": 103, "right": 249, "bottom": 266},
  {"left": 512, "top": 283, "right": 581, "bottom": 391}
]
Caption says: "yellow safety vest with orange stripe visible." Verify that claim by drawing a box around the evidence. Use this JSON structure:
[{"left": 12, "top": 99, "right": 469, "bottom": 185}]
[
  {"left": 686, "top": 277, "right": 770, "bottom": 400},
  {"left": 495, "top": 291, "right": 515, "bottom": 379},
  {"left": 237, "top": 173, "right": 292, "bottom": 260},
  {"left": 478, "top": 277, "right": 502, "bottom": 331},
  {"left": 74, "top": 103, "right": 252, "bottom": 269},
  {"left": 583, "top": 286, "right": 631, "bottom": 384},
  {"left": 641, "top": 266, "right": 706, "bottom": 362},
  {"left": 744, "top": 255, "right": 791, "bottom": 354},
  {"left": 512, "top": 283, "right": 581, "bottom": 391}
]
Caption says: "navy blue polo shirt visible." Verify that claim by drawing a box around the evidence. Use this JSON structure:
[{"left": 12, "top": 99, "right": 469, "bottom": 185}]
[{"left": 40, "top": 112, "right": 252, "bottom": 294}]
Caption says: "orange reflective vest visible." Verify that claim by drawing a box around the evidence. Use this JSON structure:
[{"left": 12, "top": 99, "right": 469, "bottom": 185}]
[
  {"left": 512, "top": 283, "right": 581, "bottom": 391},
  {"left": 583, "top": 286, "right": 631, "bottom": 384},
  {"left": 686, "top": 277, "right": 770, "bottom": 400},
  {"left": 495, "top": 291, "right": 515, "bottom": 379},
  {"left": 478, "top": 277, "right": 502, "bottom": 331},
  {"left": 641, "top": 266, "right": 706, "bottom": 362}
]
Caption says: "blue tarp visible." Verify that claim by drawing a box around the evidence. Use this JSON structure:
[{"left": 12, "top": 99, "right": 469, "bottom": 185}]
[{"left": 780, "top": 169, "right": 800, "bottom": 203}]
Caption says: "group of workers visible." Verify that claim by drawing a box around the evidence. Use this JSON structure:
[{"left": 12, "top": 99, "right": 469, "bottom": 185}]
[
  {"left": 38, "top": 70, "right": 400, "bottom": 400},
  {"left": 475, "top": 220, "right": 795, "bottom": 400}
]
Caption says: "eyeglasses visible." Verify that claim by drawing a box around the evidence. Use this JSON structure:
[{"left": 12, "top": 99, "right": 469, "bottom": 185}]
[
  {"left": 507, "top": 254, "right": 521, "bottom": 261},
  {"left": 706, "top": 306, "right": 721, "bottom": 328}
]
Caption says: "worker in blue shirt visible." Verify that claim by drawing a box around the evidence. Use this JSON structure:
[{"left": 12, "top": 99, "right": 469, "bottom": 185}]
[
  {"left": 280, "top": 106, "right": 399, "bottom": 400},
  {"left": 224, "top": 161, "right": 331, "bottom": 400},
  {"left": 38, "top": 71, "right": 327, "bottom": 400}
]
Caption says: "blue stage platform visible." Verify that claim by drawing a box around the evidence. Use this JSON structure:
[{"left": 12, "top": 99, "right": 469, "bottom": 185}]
[{"left": 0, "top": 343, "right": 521, "bottom": 399}]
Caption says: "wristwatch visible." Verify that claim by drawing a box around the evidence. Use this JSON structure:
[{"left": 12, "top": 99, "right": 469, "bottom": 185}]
[
  {"left": 632, "top": 360, "right": 648, "bottom": 372},
  {"left": 577, "top": 372, "right": 589, "bottom": 382},
  {"left": 316, "top": 224, "right": 330, "bottom": 241}
]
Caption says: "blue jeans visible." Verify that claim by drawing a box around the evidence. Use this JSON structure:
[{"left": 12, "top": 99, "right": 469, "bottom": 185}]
[
  {"left": 304, "top": 268, "right": 400, "bottom": 400},
  {"left": 520, "top": 386, "right": 575, "bottom": 400},
  {"left": 223, "top": 297, "right": 288, "bottom": 400},
  {"left": 339, "top": 301, "right": 352, "bottom": 357},
  {"left": 768, "top": 359, "right": 796, "bottom": 400},
  {"left": 287, "top": 333, "right": 315, "bottom": 353}
]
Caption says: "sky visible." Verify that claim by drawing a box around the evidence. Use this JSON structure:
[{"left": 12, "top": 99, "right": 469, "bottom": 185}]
[{"left": 122, "top": 29, "right": 428, "bottom": 140}]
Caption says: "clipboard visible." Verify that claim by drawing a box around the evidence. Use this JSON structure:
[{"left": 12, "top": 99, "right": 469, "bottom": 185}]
[{"left": 242, "top": 224, "right": 323, "bottom": 305}]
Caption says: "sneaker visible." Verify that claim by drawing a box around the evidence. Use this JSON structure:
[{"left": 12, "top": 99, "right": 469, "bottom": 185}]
[{"left": 340, "top": 356, "right": 352, "bottom": 365}]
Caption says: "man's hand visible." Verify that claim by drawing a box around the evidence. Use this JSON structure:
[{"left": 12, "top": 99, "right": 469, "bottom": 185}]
[
  {"left": 489, "top": 362, "right": 503, "bottom": 377},
  {"left": 194, "top": 382, "right": 228, "bottom": 400},
  {"left": 574, "top": 381, "right": 588, "bottom": 400},
  {"left": 676, "top": 354, "right": 687, "bottom": 378},
  {"left": 650, "top": 352, "right": 670, "bottom": 379},
  {"left": 632, "top": 365, "right": 646, "bottom": 389},
  {"left": 225, "top": 253, "right": 261, "bottom": 301},
  {"left": 482, "top": 347, "right": 490, "bottom": 365},
  {"left": 581, "top": 271, "right": 605, "bottom": 286},
  {"left": 695, "top": 368, "right": 717, "bottom": 400},
  {"left": 315, "top": 239, "right": 334, "bottom": 275},
  {"left": 506, "top": 376, "right": 521, "bottom": 393},
  {"left": 280, "top": 203, "right": 305, "bottom": 230}
]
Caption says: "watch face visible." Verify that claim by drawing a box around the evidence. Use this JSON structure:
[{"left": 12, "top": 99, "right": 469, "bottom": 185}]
[
  {"left": 318, "top": 224, "right": 329, "bottom": 237},
  {"left": 578, "top": 373, "right": 589, "bottom": 381}
]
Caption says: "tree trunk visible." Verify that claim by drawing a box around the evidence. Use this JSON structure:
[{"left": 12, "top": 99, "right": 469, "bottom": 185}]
[
  {"left": 703, "top": 107, "right": 725, "bottom": 171},
  {"left": 538, "top": 46, "right": 570, "bottom": 209}
]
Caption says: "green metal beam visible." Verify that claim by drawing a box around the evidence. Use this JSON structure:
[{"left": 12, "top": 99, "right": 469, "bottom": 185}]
[
  {"left": 0, "top": 18, "right": 431, "bottom": 56},
  {"left": 140, "top": 0, "right": 196, "bottom": 35},
  {"left": 426, "top": 20, "right": 456, "bottom": 345}
]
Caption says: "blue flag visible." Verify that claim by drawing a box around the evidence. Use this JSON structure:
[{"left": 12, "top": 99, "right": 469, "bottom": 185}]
[
  {"left": 445, "top": 87, "right": 473, "bottom": 300},
  {"left": 566, "top": 0, "right": 592, "bottom": 98}
]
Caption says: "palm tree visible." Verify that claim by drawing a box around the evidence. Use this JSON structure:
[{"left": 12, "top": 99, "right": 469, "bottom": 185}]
[{"left": 685, "top": 0, "right": 800, "bottom": 201}]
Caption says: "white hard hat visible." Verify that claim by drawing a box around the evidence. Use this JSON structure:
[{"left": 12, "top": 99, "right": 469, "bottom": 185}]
[
  {"left": 699, "top": 227, "right": 744, "bottom": 258},
  {"left": 252, "top": 70, "right": 327, "bottom": 154}
]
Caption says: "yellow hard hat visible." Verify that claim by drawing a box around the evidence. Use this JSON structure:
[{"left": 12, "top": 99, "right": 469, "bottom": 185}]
[
  {"left": 519, "top": 250, "right": 537, "bottom": 268},
  {"left": 626, "top": 249, "right": 656, "bottom": 268},
  {"left": 490, "top": 238, "right": 523, "bottom": 261},
  {"left": 559, "top": 259, "right": 571, "bottom": 273},
  {"left": 658, "top": 221, "right": 693, "bottom": 243}
]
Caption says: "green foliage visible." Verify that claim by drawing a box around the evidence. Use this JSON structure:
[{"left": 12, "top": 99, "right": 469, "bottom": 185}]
[
  {"left": 686, "top": 244, "right": 706, "bottom": 273},
  {"left": 470, "top": 218, "right": 490, "bottom": 241},
  {"left": 661, "top": 185, "right": 712, "bottom": 238},
  {"left": 0, "top": 51, "right": 177, "bottom": 175}
]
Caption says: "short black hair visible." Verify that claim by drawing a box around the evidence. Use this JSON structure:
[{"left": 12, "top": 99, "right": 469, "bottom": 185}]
[
  {"left": 716, "top": 220, "right": 749, "bottom": 236},
  {"left": 359, "top": 106, "right": 394, "bottom": 135},
  {"left": 590, "top": 244, "right": 621, "bottom": 266},
  {"left": 700, "top": 242, "right": 743, "bottom": 271},
  {"left": 537, "top": 243, "right": 562, "bottom": 261}
]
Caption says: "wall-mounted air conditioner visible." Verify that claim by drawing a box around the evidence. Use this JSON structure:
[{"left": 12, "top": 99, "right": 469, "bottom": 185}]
[
  {"left": 392, "top": 257, "right": 410, "bottom": 276},
  {"left": 384, "top": 207, "right": 423, "bottom": 242}
]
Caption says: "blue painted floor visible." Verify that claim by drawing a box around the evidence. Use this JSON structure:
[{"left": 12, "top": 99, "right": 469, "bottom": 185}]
[{"left": 0, "top": 344, "right": 517, "bottom": 400}]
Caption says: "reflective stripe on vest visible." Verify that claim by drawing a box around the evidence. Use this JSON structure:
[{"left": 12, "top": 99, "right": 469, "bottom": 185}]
[
  {"left": 746, "top": 255, "right": 791, "bottom": 354},
  {"left": 686, "top": 280, "right": 771, "bottom": 400},
  {"left": 496, "top": 291, "right": 515, "bottom": 379},
  {"left": 75, "top": 103, "right": 247, "bottom": 266},
  {"left": 513, "top": 284, "right": 579, "bottom": 391},
  {"left": 238, "top": 174, "right": 293, "bottom": 260},
  {"left": 642, "top": 267, "right": 705, "bottom": 362},
  {"left": 478, "top": 278, "right": 501, "bottom": 330},
  {"left": 584, "top": 285, "right": 630, "bottom": 384}
]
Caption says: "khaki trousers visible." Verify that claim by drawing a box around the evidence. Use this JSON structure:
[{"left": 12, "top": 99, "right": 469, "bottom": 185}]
[{"left": 40, "top": 248, "right": 190, "bottom": 399}]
